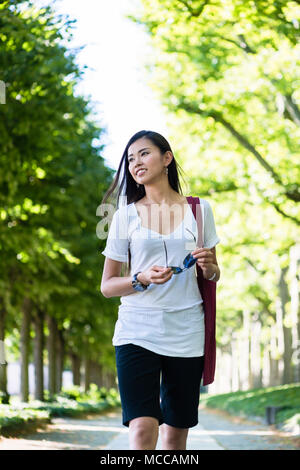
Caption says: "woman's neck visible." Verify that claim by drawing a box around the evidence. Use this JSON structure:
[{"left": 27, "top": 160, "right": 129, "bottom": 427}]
[{"left": 141, "top": 192, "right": 185, "bottom": 206}]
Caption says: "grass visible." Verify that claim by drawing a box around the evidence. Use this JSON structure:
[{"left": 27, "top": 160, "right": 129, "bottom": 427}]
[
  {"left": 0, "top": 407, "right": 51, "bottom": 437},
  {"left": 0, "top": 385, "right": 121, "bottom": 437},
  {"left": 201, "top": 383, "right": 300, "bottom": 432}
]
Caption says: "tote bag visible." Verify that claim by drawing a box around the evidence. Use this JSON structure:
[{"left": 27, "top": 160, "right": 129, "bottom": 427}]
[{"left": 186, "top": 196, "right": 217, "bottom": 386}]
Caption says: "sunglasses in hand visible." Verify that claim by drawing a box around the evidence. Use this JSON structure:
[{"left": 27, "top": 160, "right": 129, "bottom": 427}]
[{"left": 162, "top": 228, "right": 198, "bottom": 274}]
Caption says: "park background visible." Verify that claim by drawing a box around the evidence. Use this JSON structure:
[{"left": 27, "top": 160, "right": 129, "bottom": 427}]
[{"left": 0, "top": 0, "right": 299, "bottom": 432}]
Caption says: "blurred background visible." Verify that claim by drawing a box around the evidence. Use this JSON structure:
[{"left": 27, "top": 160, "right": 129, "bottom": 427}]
[{"left": 0, "top": 0, "right": 299, "bottom": 431}]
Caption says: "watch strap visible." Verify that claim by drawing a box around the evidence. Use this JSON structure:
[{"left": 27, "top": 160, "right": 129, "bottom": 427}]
[{"left": 132, "top": 272, "right": 148, "bottom": 289}]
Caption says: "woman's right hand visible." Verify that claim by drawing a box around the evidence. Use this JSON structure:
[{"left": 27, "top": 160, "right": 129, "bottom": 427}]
[{"left": 137, "top": 266, "right": 173, "bottom": 286}]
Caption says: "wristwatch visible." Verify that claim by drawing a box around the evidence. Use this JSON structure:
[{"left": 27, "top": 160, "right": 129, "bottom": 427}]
[
  {"left": 132, "top": 272, "right": 148, "bottom": 291},
  {"left": 208, "top": 271, "right": 216, "bottom": 281}
]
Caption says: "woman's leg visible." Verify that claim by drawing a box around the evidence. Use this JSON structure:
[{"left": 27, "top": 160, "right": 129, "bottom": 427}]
[
  {"left": 114, "top": 344, "right": 163, "bottom": 448},
  {"left": 160, "top": 423, "right": 189, "bottom": 450},
  {"left": 159, "top": 355, "right": 204, "bottom": 450},
  {"left": 129, "top": 416, "right": 159, "bottom": 450}
]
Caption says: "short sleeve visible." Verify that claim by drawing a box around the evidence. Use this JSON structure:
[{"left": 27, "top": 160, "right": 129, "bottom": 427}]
[
  {"left": 203, "top": 200, "right": 221, "bottom": 249},
  {"left": 101, "top": 207, "right": 129, "bottom": 262}
]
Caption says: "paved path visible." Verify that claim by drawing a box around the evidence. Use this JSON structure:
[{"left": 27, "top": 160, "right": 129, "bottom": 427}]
[
  {"left": 105, "top": 408, "right": 222, "bottom": 450},
  {"left": 0, "top": 411, "right": 122, "bottom": 450},
  {"left": 0, "top": 406, "right": 298, "bottom": 450}
]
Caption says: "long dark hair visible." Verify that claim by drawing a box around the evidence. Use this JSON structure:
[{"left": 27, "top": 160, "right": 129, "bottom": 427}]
[
  {"left": 101, "top": 130, "right": 187, "bottom": 273},
  {"left": 101, "top": 130, "right": 187, "bottom": 206}
]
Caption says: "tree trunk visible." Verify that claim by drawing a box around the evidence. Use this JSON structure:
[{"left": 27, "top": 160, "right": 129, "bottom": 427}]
[
  {"left": 0, "top": 304, "right": 9, "bottom": 403},
  {"left": 71, "top": 353, "right": 81, "bottom": 386},
  {"left": 84, "top": 356, "right": 91, "bottom": 392},
  {"left": 212, "top": 345, "right": 232, "bottom": 394},
  {"left": 277, "top": 265, "right": 293, "bottom": 384},
  {"left": 20, "top": 297, "right": 31, "bottom": 402},
  {"left": 90, "top": 361, "right": 102, "bottom": 388},
  {"left": 275, "top": 290, "right": 285, "bottom": 384},
  {"left": 33, "top": 309, "right": 44, "bottom": 401},
  {"left": 269, "top": 348, "right": 277, "bottom": 386},
  {"left": 289, "top": 243, "right": 300, "bottom": 382},
  {"left": 103, "top": 370, "right": 117, "bottom": 389},
  {"left": 230, "top": 333, "right": 239, "bottom": 392},
  {"left": 269, "top": 323, "right": 280, "bottom": 386},
  {"left": 55, "top": 327, "right": 64, "bottom": 393},
  {"left": 262, "top": 346, "right": 270, "bottom": 387},
  {"left": 240, "top": 309, "right": 250, "bottom": 390},
  {"left": 249, "top": 314, "right": 262, "bottom": 389},
  {"left": 47, "top": 314, "right": 56, "bottom": 399}
]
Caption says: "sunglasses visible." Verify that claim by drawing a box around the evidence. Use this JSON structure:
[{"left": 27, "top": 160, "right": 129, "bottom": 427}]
[{"left": 162, "top": 228, "right": 198, "bottom": 274}]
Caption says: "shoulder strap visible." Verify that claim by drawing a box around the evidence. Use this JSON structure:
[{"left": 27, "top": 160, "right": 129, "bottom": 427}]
[
  {"left": 187, "top": 197, "right": 217, "bottom": 387},
  {"left": 186, "top": 196, "right": 203, "bottom": 248}
]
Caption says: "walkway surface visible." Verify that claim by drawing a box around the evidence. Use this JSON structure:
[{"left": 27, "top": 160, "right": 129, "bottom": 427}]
[{"left": 0, "top": 405, "right": 298, "bottom": 450}]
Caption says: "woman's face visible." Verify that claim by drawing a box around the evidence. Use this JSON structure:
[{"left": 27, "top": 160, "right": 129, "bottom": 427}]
[{"left": 127, "top": 137, "right": 168, "bottom": 185}]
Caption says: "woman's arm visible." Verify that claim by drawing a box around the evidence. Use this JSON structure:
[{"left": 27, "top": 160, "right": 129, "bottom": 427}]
[
  {"left": 191, "top": 245, "right": 221, "bottom": 282},
  {"left": 101, "top": 258, "right": 136, "bottom": 298},
  {"left": 101, "top": 259, "right": 171, "bottom": 297}
]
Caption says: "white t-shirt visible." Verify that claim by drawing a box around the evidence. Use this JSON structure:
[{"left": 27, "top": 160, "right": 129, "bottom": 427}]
[{"left": 101, "top": 198, "right": 220, "bottom": 357}]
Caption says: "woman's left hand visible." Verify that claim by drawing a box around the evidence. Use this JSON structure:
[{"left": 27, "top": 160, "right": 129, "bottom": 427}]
[{"left": 191, "top": 247, "right": 215, "bottom": 274}]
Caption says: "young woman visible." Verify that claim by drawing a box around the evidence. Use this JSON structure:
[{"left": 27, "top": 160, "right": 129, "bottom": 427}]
[{"left": 100, "top": 130, "right": 220, "bottom": 450}]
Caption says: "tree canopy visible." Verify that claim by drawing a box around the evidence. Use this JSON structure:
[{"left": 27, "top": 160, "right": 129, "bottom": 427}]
[{"left": 126, "top": 0, "right": 300, "bottom": 389}]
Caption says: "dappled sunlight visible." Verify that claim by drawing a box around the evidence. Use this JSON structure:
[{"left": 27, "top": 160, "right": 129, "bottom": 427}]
[
  {"left": 49, "top": 421, "right": 128, "bottom": 433},
  {"left": 0, "top": 414, "right": 124, "bottom": 450},
  {"left": 189, "top": 428, "right": 276, "bottom": 437},
  {"left": 0, "top": 438, "right": 93, "bottom": 450},
  {"left": 1, "top": 0, "right": 299, "bottom": 453}
]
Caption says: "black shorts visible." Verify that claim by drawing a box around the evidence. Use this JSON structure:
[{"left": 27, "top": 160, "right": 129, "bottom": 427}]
[{"left": 114, "top": 343, "right": 205, "bottom": 428}]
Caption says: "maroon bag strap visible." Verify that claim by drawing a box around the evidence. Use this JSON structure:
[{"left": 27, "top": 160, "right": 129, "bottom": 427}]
[
  {"left": 186, "top": 196, "right": 203, "bottom": 281},
  {"left": 186, "top": 196, "right": 203, "bottom": 248},
  {"left": 186, "top": 195, "right": 217, "bottom": 386}
]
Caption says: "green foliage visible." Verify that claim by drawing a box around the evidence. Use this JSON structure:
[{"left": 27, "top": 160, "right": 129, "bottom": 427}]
[
  {"left": 59, "top": 384, "right": 83, "bottom": 401},
  {"left": 0, "top": 0, "right": 118, "bottom": 380},
  {"left": 281, "top": 413, "right": 300, "bottom": 433},
  {"left": 0, "top": 391, "right": 10, "bottom": 405},
  {"left": 131, "top": 0, "right": 300, "bottom": 377},
  {"left": 22, "top": 397, "right": 108, "bottom": 418},
  {"left": 0, "top": 385, "right": 121, "bottom": 436},
  {"left": 0, "top": 406, "right": 50, "bottom": 436},
  {"left": 202, "top": 383, "right": 300, "bottom": 426},
  {"left": 59, "top": 383, "right": 120, "bottom": 406}
]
